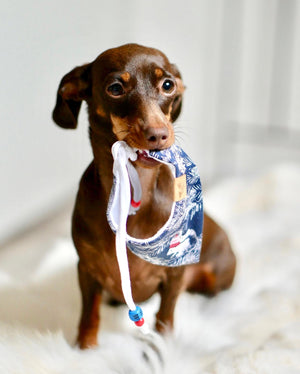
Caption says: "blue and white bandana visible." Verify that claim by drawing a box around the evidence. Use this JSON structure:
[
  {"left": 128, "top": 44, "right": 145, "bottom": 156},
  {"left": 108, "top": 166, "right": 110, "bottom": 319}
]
[{"left": 107, "top": 141, "right": 203, "bottom": 267}]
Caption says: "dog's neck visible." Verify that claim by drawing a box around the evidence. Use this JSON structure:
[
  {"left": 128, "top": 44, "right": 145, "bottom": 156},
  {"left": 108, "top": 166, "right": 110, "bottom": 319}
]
[
  {"left": 127, "top": 163, "right": 174, "bottom": 239},
  {"left": 88, "top": 114, "right": 116, "bottom": 196}
]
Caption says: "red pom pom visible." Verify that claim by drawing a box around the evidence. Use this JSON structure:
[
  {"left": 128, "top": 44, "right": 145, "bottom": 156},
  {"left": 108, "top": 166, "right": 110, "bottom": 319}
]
[
  {"left": 131, "top": 199, "right": 141, "bottom": 208},
  {"left": 134, "top": 318, "right": 144, "bottom": 327}
]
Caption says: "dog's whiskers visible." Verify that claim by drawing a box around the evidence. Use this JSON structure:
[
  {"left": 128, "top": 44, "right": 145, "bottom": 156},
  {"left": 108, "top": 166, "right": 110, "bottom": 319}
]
[{"left": 174, "top": 125, "right": 188, "bottom": 145}]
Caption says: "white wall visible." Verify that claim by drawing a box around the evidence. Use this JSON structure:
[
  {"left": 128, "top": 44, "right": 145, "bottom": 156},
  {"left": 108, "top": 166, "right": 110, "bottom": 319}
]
[
  {"left": 0, "top": 0, "right": 137, "bottom": 243},
  {"left": 1, "top": 0, "right": 299, "bottom": 243}
]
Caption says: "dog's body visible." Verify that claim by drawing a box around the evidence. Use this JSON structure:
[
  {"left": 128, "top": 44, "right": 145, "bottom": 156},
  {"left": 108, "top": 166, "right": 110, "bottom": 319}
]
[{"left": 53, "top": 44, "right": 236, "bottom": 349}]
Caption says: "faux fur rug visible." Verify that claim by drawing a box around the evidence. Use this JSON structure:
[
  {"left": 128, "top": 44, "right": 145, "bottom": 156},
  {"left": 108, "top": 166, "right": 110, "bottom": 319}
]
[{"left": 0, "top": 164, "right": 299, "bottom": 373}]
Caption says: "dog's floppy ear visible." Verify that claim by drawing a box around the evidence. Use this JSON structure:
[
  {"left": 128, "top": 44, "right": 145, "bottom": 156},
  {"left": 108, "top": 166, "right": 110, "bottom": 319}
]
[
  {"left": 170, "top": 64, "right": 185, "bottom": 123},
  {"left": 52, "top": 63, "right": 91, "bottom": 129}
]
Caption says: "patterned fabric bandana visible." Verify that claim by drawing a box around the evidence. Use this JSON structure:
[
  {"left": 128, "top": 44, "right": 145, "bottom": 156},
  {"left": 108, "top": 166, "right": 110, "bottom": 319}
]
[{"left": 107, "top": 141, "right": 203, "bottom": 267}]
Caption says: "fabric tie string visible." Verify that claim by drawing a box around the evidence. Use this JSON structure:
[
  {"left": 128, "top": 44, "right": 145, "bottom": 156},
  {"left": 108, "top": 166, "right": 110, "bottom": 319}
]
[{"left": 110, "top": 141, "right": 145, "bottom": 325}]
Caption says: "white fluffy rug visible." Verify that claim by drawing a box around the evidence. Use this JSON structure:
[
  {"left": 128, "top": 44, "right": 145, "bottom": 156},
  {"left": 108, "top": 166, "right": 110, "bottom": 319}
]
[{"left": 0, "top": 164, "right": 299, "bottom": 373}]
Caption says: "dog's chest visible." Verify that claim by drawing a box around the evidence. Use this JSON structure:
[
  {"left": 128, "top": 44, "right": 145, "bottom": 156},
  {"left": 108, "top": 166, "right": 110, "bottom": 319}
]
[{"left": 100, "top": 254, "right": 166, "bottom": 303}]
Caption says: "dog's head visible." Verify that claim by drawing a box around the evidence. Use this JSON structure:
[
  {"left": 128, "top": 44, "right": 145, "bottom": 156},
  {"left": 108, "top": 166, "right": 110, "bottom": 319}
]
[{"left": 53, "top": 44, "right": 184, "bottom": 156}]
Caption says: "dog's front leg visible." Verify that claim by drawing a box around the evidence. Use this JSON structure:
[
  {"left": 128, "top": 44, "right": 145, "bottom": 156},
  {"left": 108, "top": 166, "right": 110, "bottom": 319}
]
[
  {"left": 77, "top": 261, "right": 102, "bottom": 349},
  {"left": 155, "top": 267, "right": 185, "bottom": 333}
]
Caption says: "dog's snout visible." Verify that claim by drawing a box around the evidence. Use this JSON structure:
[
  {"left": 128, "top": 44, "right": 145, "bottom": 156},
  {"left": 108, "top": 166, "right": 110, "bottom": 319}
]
[{"left": 145, "top": 127, "right": 169, "bottom": 149}]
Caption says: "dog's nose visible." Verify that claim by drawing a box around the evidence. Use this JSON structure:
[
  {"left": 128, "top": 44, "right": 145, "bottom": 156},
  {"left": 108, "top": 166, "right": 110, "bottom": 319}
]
[{"left": 145, "top": 127, "right": 169, "bottom": 149}]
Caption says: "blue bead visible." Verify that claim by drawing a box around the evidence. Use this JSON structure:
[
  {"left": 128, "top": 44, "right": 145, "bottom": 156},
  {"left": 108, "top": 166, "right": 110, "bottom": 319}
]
[{"left": 128, "top": 306, "right": 143, "bottom": 322}]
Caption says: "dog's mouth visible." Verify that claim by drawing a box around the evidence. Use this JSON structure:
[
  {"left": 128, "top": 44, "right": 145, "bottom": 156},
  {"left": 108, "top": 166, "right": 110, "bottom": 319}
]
[{"left": 134, "top": 149, "right": 160, "bottom": 167}]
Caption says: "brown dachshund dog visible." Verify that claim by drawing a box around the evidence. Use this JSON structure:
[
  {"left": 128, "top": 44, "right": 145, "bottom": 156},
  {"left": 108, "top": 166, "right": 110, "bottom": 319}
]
[{"left": 52, "top": 43, "right": 236, "bottom": 349}]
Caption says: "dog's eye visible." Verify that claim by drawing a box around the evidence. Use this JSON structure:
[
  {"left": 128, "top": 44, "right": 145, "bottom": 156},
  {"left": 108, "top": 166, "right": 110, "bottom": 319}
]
[
  {"left": 107, "top": 83, "right": 125, "bottom": 97},
  {"left": 161, "top": 79, "right": 175, "bottom": 93}
]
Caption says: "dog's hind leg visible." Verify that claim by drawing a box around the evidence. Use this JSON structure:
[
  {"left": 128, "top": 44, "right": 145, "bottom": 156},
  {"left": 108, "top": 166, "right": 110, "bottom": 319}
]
[{"left": 185, "top": 214, "right": 236, "bottom": 296}]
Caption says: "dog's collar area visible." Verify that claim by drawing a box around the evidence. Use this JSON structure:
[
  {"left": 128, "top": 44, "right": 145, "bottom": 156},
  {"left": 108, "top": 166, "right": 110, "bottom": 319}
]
[{"left": 107, "top": 140, "right": 203, "bottom": 330}]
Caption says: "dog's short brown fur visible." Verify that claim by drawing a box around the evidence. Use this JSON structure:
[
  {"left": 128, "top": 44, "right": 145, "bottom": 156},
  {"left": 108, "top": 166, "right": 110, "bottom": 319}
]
[{"left": 52, "top": 43, "right": 236, "bottom": 349}]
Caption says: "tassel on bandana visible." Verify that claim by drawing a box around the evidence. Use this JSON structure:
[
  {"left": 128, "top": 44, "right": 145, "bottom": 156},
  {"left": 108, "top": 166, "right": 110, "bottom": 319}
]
[{"left": 107, "top": 141, "right": 204, "bottom": 329}]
